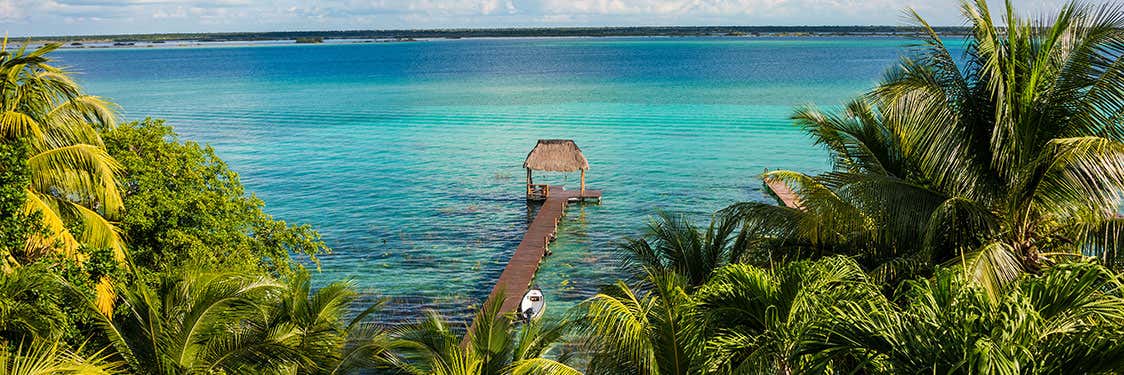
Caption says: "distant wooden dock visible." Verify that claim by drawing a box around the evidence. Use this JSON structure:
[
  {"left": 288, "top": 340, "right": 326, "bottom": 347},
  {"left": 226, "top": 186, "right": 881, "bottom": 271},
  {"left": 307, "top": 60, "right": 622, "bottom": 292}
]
[
  {"left": 764, "top": 178, "right": 801, "bottom": 209},
  {"left": 763, "top": 170, "right": 802, "bottom": 209}
]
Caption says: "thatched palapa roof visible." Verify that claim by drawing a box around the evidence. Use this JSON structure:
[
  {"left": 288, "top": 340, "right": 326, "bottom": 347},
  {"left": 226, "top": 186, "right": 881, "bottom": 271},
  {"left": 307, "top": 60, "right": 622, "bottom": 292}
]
[{"left": 523, "top": 139, "right": 589, "bottom": 172}]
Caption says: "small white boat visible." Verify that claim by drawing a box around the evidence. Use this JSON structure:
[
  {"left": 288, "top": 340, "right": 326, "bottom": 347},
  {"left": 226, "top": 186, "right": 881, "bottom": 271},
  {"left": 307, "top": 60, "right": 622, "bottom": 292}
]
[{"left": 519, "top": 287, "right": 546, "bottom": 322}]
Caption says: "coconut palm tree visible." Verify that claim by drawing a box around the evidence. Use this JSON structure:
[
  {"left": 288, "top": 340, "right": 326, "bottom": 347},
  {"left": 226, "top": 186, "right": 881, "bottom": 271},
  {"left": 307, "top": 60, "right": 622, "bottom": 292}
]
[
  {"left": 730, "top": 0, "right": 1124, "bottom": 297},
  {"left": 803, "top": 262, "right": 1124, "bottom": 373},
  {"left": 617, "top": 211, "right": 749, "bottom": 289},
  {"left": 385, "top": 290, "right": 578, "bottom": 375},
  {"left": 0, "top": 40, "right": 125, "bottom": 314}
]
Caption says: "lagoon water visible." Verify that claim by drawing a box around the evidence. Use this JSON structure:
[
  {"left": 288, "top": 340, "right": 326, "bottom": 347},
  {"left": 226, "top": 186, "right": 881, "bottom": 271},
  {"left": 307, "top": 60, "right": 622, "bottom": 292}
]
[{"left": 56, "top": 37, "right": 937, "bottom": 321}]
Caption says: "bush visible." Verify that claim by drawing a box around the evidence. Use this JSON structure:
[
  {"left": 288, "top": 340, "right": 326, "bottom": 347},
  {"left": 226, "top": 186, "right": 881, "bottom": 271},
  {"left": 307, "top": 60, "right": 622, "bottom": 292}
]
[
  {"left": 0, "top": 141, "right": 44, "bottom": 271},
  {"left": 102, "top": 119, "right": 328, "bottom": 277}
]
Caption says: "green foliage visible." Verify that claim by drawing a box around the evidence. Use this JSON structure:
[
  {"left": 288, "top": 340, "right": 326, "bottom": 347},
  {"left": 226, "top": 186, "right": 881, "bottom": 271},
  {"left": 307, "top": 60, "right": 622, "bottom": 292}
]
[
  {"left": 1, "top": 41, "right": 126, "bottom": 266},
  {"left": 581, "top": 240, "right": 1124, "bottom": 374},
  {"left": 574, "top": 274, "right": 701, "bottom": 375},
  {"left": 0, "top": 339, "right": 121, "bottom": 375},
  {"left": 573, "top": 257, "right": 884, "bottom": 374},
  {"left": 695, "top": 257, "right": 883, "bottom": 373},
  {"left": 0, "top": 265, "right": 68, "bottom": 345},
  {"left": 0, "top": 141, "right": 44, "bottom": 271},
  {"left": 96, "top": 268, "right": 389, "bottom": 374},
  {"left": 267, "top": 271, "right": 394, "bottom": 374},
  {"left": 804, "top": 262, "right": 1124, "bottom": 373},
  {"left": 101, "top": 119, "right": 328, "bottom": 277},
  {"left": 617, "top": 212, "right": 748, "bottom": 289},
  {"left": 386, "top": 290, "right": 576, "bottom": 375},
  {"left": 729, "top": 0, "right": 1124, "bottom": 296},
  {"left": 0, "top": 141, "right": 121, "bottom": 355},
  {"left": 2, "top": 2, "right": 1123, "bottom": 374},
  {"left": 2, "top": 40, "right": 129, "bottom": 318}
]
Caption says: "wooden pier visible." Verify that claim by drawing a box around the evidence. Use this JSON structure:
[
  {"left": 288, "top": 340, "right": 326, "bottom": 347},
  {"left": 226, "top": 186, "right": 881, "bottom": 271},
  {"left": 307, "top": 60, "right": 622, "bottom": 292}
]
[
  {"left": 484, "top": 186, "right": 601, "bottom": 316},
  {"left": 463, "top": 140, "right": 598, "bottom": 345},
  {"left": 462, "top": 185, "right": 599, "bottom": 345}
]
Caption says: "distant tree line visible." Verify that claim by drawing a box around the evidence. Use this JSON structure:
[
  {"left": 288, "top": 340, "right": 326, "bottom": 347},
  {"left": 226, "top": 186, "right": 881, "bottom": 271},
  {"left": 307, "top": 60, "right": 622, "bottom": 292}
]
[{"left": 24, "top": 26, "right": 972, "bottom": 44}]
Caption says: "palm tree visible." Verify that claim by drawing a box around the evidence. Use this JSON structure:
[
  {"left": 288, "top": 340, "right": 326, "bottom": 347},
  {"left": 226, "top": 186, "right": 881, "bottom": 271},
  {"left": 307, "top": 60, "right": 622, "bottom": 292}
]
[
  {"left": 385, "top": 290, "right": 578, "bottom": 375},
  {"left": 730, "top": 0, "right": 1124, "bottom": 296},
  {"left": 725, "top": 166, "right": 907, "bottom": 282},
  {"left": 0, "top": 40, "right": 126, "bottom": 314},
  {"left": 574, "top": 272, "right": 703, "bottom": 375},
  {"left": 96, "top": 271, "right": 302, "bottom": 373},
  {"left": 97, "top": 268, "right": 397, "bottom": 374},
  {"left": 269, "top": 271, "right": 395, "bottom": 375},
  {"left": 575, "top": 257, "right": 882, "bottom": 374},
  {"left": 1, "top": 339, "right": 121, "bottom": 375},
  {"left": 803, "top": 262, "right": 1124, "bottom": 373},
  {"left": 0, "top": 265, "right": 67, "bottom": 345},
  {"left": 694, "top": 256, "right": 884, "bottom": 374},
  {"left": 617, "top": 211, "right": 748, "bottom": 289}
]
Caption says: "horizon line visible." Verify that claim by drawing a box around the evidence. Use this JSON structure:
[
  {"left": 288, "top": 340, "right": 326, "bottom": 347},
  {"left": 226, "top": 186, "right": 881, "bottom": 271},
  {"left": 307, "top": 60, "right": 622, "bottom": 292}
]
[{"left": 14, "top": 24, "right": 970, "bottom": 40}]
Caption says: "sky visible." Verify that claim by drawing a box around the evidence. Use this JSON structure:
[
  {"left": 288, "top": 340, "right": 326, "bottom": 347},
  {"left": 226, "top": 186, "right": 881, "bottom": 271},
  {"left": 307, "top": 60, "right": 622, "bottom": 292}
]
[{"left": 1, "top": 0, "right": 1085, "bottom": 37}]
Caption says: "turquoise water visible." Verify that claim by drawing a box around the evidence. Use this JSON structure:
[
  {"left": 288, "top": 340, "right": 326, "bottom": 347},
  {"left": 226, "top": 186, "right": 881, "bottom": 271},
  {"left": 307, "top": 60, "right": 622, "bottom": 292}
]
[{"left": 55, "top": 37, "right": 935, "bottom": 320}]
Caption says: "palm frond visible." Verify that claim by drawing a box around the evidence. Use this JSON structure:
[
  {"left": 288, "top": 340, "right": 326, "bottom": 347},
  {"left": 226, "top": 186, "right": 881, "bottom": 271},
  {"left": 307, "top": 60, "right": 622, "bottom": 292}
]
[
  {"left": 1, "top": 339, "right": 123, "bottom": 375},
  {"left": 580, "top": 281, "right": 654, "bottom": 370},
  {"left": 957, "top": 241, "right": 1023, "bottom": 303},
  {"left": 27, "top": 143, "right": 124, "bottom": 215},
  {"left": 1027, "top": 136, "right": 1124, "bottom": 223},
  {"left": 508, "top": 358, "right": 582, "bottom": 375},
  {"left": 0, "top": 111, "right": 44, "bottom": 141},
  {"left": 22, "top": 190, "right": 80, "bottom": 259},
  {"left": 1070, "top": 217, "right": 1124, "bottom": 268}
]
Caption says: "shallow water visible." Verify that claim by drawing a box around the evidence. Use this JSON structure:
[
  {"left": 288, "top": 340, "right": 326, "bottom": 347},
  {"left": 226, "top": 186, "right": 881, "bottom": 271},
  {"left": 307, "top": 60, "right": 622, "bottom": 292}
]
[{"left": 55, "top": 37, "right": 958, "bottom": 321}]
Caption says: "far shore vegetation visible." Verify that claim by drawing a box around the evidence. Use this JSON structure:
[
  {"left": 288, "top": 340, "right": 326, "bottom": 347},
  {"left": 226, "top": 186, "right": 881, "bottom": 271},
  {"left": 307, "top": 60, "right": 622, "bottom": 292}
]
[
  {"left": 2, "top": 0, "right": 1123, "bottom": 373},
  {"left": 20, "top": 25, "right": 975, "bottom": 46}
]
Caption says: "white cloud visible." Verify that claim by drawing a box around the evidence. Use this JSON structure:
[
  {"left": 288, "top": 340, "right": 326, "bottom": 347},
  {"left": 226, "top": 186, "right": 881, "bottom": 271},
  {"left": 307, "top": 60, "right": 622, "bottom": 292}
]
[{"left": 0, "top": 0, "right": 28, "bottom": 22}]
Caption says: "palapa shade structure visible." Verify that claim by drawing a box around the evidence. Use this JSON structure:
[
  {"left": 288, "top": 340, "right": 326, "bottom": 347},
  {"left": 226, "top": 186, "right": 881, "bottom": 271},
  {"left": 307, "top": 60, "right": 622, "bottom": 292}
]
[{"left": 524, "top": 139, "right": 590, "bottom": 198}]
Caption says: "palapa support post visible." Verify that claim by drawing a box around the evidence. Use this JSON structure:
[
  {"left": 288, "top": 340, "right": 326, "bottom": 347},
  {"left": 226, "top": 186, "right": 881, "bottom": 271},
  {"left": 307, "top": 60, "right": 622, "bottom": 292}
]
[
  {"left": 526, "top": 168, "right": 533, "bottom": 198},
  {"left": 580, "top": 169, "right": 586, "bottom": 195}
]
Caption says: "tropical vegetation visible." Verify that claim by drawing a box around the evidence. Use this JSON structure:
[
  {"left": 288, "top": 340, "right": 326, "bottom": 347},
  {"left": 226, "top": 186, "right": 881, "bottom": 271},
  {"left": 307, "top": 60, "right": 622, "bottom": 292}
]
[
  {"left": 1, "top": 38, "right": 125, "bottom": 315},
  {"left": 101, "top": 119, "right": 328, "bottom": 278},
  {"left": 727, "top": 0, "right": 1124, "bottom": 296},
  {"left": 0, "top": 0, "right": 1122, "bottom": 374},
  {"left": 384, "top": 291, "right": 578, "bottom": 375}
]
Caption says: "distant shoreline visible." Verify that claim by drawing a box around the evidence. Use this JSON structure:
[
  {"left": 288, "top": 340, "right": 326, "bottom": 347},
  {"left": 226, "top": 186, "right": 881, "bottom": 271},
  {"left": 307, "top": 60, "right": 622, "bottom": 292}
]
[
  {"left": 34, "top": 34, "right": 929, "bottom": 51},
  {"left": 18, "top": 26, "right": 969, "bottom": 47}
]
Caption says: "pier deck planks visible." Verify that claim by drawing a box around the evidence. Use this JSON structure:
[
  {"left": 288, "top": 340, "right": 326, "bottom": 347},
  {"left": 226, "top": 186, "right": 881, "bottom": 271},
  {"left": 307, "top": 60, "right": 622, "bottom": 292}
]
[
  {"left": 485, "top": 186, "right": 601, "bottom": 314},
  {"left": 463, "top": 186, "right": 600, "bottom": 344}
]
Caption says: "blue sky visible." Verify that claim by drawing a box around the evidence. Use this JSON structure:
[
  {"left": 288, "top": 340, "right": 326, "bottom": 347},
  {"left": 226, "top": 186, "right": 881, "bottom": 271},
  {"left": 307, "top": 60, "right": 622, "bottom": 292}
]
[{"left": 2, "top": 0, "right": 1080, "bottom": 36}]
